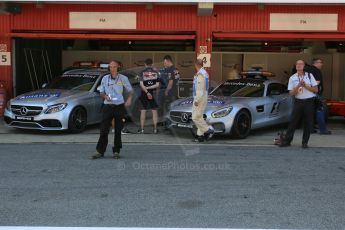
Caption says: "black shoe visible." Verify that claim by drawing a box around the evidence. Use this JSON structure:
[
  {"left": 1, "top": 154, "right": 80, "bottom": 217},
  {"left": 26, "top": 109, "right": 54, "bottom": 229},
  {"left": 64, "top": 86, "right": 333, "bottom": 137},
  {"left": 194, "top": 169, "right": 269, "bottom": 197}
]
[
  {"left": 137, "top": 129, "right": 144, "bottom": 134},
  {"left": 113, "top": 152, "right": 120, "bottom": 159},
  {"left": 157, "top": 121, "right": 166, "bottom": 127},
  {"left": 204, "top": 128, "right": 215, "bottom": 141},
  {"left": 320, "top": 131, "right": 332, "bottom": 135},
  {"left": 302, "top": 143, "right": 308, "bottom": 149},
  {"left": 92, "top": 152, "right": 104, "bottom": 159},
  {"left": 311, "top": 129, "right": 317, "bottom": 134},
  {"left": 121, "top": 128, "right": 131, "bottom": 134},
  {"left": 279, "top": 141, "right": 291, "bottom": 147}
]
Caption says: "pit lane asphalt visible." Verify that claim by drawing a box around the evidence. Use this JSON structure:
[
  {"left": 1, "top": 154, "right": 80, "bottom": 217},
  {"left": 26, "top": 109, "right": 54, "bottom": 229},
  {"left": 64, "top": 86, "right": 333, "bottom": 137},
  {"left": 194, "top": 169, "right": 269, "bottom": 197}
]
[
  {"left": 0, "top": 117, "right": 344, "bottom": 148},
  {"left": 1, "top": 118, "right": 345, "bottom": 228},
  {"left": 0, "top": 143, "right": 345, "bottom": 229}
]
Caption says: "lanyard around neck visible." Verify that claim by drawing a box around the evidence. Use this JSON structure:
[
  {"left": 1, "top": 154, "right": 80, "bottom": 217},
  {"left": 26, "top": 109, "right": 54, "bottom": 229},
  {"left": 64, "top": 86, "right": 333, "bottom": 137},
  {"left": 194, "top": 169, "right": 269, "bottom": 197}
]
[
  {"left": 297, "top": 73, "right": 304, "bottom": 82},
  {"left": 108, "top": 75, "right": 120, "bottom": 86}
]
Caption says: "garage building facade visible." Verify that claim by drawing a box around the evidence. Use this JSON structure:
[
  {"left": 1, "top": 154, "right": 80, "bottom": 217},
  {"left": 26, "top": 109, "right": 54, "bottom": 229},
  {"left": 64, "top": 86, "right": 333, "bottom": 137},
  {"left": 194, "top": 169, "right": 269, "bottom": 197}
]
[{"left": 1, "top": 2, "right": 345, "bottom": 101}]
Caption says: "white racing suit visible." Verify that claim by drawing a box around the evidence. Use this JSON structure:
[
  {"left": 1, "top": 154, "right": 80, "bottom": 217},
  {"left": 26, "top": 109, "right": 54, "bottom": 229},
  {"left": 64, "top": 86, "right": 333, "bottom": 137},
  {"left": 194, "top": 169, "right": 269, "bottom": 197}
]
[{"left": 192, "top": 68, "right": 210, "bottom": 136}]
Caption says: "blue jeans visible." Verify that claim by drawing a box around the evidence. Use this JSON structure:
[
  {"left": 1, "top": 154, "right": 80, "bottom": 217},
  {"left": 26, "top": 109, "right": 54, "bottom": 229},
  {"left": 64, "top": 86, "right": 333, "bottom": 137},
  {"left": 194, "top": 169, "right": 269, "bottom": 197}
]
[{"left": 316, "top": 108, "right": 328, "bottom": 133}]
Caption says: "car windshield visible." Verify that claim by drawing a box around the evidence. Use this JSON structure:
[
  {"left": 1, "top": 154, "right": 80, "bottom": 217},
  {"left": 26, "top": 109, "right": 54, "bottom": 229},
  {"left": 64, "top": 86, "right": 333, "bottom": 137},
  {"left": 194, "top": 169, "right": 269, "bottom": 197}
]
[
  {"left": 120, "top": 70, "right": 139, "bottom": 85},
  {"left": 211, "top": 80, "right": 265, "bottom": 97},
  {"left": 45, "top": 74, "right": 99, "bottom": 91}
]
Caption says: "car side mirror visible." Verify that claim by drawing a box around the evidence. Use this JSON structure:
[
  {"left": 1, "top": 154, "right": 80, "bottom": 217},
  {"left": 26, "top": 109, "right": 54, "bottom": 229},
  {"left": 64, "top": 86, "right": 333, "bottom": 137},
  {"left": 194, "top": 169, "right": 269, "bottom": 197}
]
[{"left": 42, "top": 83, "right": 47, "bottom": 89}]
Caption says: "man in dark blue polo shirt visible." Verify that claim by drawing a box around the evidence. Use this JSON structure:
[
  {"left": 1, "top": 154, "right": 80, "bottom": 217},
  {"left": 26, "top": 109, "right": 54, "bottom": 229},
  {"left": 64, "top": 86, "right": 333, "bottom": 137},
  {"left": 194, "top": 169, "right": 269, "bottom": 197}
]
[{"left": 158, "top": 55, "right": 180, "bottom": 117}]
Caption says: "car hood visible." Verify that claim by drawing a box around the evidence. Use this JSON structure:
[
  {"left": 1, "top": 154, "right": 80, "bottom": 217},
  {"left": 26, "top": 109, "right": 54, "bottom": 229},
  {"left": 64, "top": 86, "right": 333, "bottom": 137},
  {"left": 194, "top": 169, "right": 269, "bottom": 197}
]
[
  {"left": 171, "top": 95, "right": 252, "bottom": 112},
  {"left": 12, "top": 89, "right": 89, "bottom": 105}
]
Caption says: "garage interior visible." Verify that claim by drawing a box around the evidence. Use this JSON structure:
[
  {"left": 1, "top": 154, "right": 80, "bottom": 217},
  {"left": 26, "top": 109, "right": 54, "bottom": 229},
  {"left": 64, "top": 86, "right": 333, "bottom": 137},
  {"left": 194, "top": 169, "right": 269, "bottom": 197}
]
[
  {"left": 212, "top": 39, "right": 345, "bottom": 101},
  {"left": 14, "top": 37, "right": 345, "bottom": 101}
]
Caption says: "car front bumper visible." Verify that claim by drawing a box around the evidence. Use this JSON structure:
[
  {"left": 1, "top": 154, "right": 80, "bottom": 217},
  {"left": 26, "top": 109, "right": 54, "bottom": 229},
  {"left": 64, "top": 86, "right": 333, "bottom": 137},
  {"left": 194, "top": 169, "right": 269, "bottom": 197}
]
[
  {"left": 4, "top": 108, "right": 70, "bottom": 131},
  {"left": 166, "top": 110, "right": 236, "bottom": 135}
]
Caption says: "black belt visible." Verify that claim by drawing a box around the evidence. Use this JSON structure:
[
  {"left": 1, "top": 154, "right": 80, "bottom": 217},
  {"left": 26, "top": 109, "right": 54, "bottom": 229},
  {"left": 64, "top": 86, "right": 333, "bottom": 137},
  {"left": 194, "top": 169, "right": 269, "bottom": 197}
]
[
  {"left": 104, "top": 103, "right": 124, "bottom": 107},
  {"left": 295, "top": 98, "right": 314, "bottom": 101}
]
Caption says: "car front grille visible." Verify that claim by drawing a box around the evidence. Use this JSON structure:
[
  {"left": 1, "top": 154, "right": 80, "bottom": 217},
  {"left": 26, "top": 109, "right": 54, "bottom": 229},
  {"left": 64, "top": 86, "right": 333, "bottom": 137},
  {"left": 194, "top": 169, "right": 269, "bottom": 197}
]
[
  {"left": 10, "top": 121, "right": 41, "bottom": 128},
  {"left": 170, "top": 111, "right": 207, "bottom": 123},
  {"left": 169, "top": 111, "right": 192, "bottom": 123},
  {"left": 39, "top": 119, "right": 62, "bottom": 128},
  {"left": 6, "top": 118, "right": 62, "bottom": 129},
  {"left": 11, "top": 105, "right": 43, "bottom": 116}
]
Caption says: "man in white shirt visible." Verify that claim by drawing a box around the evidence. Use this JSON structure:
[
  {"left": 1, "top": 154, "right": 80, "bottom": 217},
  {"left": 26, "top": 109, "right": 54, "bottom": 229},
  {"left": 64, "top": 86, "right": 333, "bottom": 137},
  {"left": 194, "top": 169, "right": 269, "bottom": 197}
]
[{"left": 280, "top": 59, "right": 318, "bottom": 148}]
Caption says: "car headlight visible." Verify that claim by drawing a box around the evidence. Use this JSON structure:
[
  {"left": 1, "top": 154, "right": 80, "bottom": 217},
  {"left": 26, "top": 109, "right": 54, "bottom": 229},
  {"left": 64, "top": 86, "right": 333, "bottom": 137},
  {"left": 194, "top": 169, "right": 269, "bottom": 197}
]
[
  {"left": 45, "top": 103, "right": 68, "bottom": 114},
  {"left": 211, "top": 106, "right": 233, "bottom": 118},
  {"left": 6, "top": 100, "right": 11, "bottom": 110}
]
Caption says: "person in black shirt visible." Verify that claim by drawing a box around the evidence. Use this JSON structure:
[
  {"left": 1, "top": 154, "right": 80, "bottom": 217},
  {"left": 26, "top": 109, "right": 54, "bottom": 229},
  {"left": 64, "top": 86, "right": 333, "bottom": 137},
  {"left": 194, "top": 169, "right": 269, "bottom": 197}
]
[
  {"left": 310, "top": 58, "right": 324, "bottom": 95},
  {"left": 310, "top": 58, "right": 331, "bottom": 135},
  {"left": 158, "top": 55, "right": 180, "bottom": 117},
  {"left": 138, "top": 58, "right": 160, "bottom": 134}
]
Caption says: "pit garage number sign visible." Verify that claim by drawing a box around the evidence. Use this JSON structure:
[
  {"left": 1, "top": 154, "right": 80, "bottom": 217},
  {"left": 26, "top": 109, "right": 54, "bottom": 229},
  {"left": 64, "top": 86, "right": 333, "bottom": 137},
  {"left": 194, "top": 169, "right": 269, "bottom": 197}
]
[
  {"left": 0, "top": 52, "right": 11, "bottom": 66},
  {"left": 197, "top": 53, "right": 211, "bottom": 68}
]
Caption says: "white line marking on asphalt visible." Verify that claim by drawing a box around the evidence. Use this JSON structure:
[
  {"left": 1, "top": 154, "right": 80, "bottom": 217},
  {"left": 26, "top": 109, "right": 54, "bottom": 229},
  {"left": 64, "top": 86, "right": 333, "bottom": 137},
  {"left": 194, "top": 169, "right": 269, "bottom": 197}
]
[
  {"left": 4, "top": 142, "right": 345, "bottom": 149},
  {"left": 0, "top": 228, "right": 305, "bottom": 230},
  {"left": 35, "top": 142, "right": 276, "bottom": 147},
  {"left": 125, "top": 143, "right": 345, "bottom": 148},
  {"left": 126, "top": 143, "right": 275, "bottom": 147}
]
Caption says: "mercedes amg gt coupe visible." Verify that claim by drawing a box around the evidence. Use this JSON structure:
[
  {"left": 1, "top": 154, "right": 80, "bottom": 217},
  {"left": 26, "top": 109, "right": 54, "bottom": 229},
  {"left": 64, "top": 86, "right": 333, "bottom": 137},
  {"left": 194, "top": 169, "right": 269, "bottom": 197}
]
[{"left": 166, "top": 71, "right": 294, "bottom": 138}]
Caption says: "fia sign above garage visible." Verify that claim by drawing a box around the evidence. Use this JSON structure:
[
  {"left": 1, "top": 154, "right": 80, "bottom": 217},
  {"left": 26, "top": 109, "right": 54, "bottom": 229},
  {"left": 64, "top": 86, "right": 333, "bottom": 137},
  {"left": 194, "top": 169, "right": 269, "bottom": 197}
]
[
  {"left": 69, "top": 12, "right": 136, "bottom": 29},
  {"left": 270, "top": 13, "right": 338, "bottom": 31}
]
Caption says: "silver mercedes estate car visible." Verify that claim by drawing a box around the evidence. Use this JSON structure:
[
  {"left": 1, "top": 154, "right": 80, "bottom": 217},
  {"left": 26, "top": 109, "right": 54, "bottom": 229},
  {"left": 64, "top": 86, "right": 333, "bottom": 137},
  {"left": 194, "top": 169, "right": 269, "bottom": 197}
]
[
  {"left": 4, "top": 68, "right": 139, "bottom": 133},
  {"left": 166, "top": 73, "right": 294, "bottom": 138}
]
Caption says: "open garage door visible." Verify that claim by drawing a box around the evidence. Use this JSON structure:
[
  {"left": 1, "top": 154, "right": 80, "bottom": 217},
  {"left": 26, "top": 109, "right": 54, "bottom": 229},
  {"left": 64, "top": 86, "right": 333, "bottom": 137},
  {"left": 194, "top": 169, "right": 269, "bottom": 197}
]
[
  {"left": 11, "top": 32, "right": 196, "bottom": 95},
  {"left": 211, "top": 32, "right": 345, "bottom": 100},
  {"left": 14, "top": 39, "right": 63, "bottom": 96},
  {"left": 213, "top": 32, "right": 345, "bottom": 41},
  {"left": 10, "top": 32, "right": 195, "bottom": 41}
]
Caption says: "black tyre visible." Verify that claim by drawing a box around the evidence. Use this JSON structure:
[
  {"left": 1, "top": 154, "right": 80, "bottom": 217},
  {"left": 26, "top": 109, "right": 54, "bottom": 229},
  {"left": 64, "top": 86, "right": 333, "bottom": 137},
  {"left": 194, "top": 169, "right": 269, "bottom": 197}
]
[
  {"left": 68, "top": 107, "right": 87, "bottom": 133},
  {"left": 232, "top": 109, "right": 251, "bottom": 139}
]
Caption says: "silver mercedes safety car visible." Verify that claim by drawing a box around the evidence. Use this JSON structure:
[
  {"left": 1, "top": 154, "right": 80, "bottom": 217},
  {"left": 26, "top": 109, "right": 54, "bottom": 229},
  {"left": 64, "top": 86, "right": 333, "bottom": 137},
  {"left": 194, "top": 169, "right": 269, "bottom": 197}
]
[
  {"left": 166, "top": 72, "right": 294, "bottom": 138},
  {"left": 4, "top": 68, "right": 140, "bottom": 132}
]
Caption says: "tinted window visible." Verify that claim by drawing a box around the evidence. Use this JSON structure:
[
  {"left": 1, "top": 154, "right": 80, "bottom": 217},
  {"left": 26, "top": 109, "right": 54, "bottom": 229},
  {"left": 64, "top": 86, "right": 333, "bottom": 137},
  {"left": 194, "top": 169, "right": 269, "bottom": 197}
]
[
  {"left": 120, "top": 70, "right": 139, "bottom": 85},
  {"left": 267, "top": 83, "right": 287, "bottom": 96},
  {"left": 46, "top": 74, "right": 99, "bottom": 91}
]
